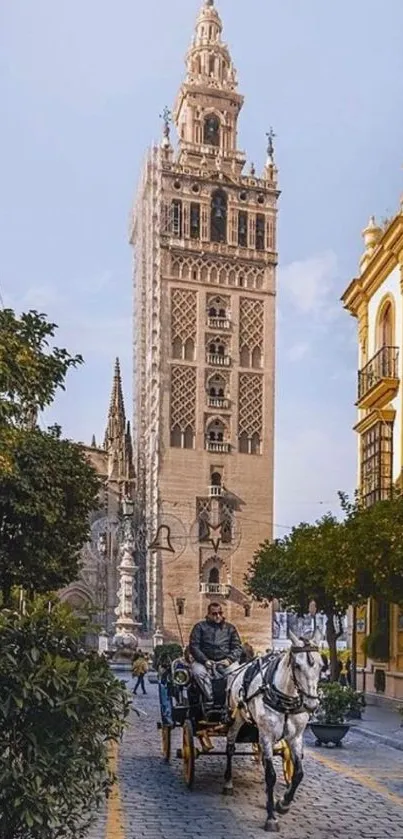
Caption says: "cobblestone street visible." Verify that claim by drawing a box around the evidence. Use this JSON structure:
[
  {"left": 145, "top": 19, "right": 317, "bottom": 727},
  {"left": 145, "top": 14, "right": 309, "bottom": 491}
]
[{"left": 90, "top": 682, "right": 403, "bottom": 839}]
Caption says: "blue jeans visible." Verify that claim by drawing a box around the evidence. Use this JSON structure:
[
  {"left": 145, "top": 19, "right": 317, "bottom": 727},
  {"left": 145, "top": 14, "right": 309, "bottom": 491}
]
[{"left": 159, "top": 680, "right": 173, "bottom": 726}]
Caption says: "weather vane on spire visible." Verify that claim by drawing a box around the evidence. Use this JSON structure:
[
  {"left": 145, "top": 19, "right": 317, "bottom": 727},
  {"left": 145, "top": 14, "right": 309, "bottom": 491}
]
[
  {"left": 160, "top": 106, "right": 172, "bottom": 142},
  {"left": 266, "top": 127, "right": 276, "bottom": 163}
]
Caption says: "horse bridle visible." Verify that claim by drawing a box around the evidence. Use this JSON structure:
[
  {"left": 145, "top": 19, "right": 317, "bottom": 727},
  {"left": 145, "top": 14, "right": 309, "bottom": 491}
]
[{"left": 289, "top": 643, "right": 320, "bottom": 707}]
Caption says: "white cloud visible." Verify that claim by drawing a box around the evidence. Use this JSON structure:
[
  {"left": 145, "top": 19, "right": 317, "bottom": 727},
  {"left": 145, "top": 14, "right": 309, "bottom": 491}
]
[
  {"left": 279, "top": 251, "right": 339, "bottom": 317},
  {"left": 287, "top": 342, "right": 310, "bottom": 362}
]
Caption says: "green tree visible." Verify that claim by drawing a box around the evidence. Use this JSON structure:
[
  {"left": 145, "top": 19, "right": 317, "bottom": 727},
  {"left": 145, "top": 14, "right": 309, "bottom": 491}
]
[
  {"left": 247, "top": 514, "right": 364, "bottom": 680},
  {"left": 0, "top": 599, "right": 130, "bottom": 839},
  {"left": 343, "top": 492, "right": 403, "bottom": 607},
  {"left": 0, "top": 309, "right": 82, "bottom": 429},
  {"left": 0, "top": 309, "right": 100, "bottom": 603},
  {"left": 0, "top": 424, "right": 100, "bottom": 604}
]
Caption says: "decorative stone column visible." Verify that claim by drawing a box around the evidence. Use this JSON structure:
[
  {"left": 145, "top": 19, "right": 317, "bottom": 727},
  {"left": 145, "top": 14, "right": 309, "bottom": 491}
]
[{"left": 112, "top": 497, "right": 141, "bottom": 664}]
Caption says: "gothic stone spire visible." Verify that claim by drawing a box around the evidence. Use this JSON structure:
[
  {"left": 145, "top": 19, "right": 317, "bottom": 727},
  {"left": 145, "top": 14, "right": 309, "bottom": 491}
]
[
  {"left": 104, "top": 357, "right": 125, "bottom": 449},
  {"left": 104, "top": 358, "right": 135, "bottom": 489}
]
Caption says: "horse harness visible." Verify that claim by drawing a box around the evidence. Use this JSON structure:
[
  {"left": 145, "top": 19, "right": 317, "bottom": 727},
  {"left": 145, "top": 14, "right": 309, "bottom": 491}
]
[{"left": 239, "top": 645, "right": 319, "bottom": 720}]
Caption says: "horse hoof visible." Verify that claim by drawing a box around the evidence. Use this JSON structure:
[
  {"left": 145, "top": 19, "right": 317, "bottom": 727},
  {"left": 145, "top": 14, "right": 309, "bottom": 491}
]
[
  {"left": 264, "top": 819, "right": 279, "bottom": 833},
  {"left": 275, "top": 800, "right": 290, "bottom": 816}
]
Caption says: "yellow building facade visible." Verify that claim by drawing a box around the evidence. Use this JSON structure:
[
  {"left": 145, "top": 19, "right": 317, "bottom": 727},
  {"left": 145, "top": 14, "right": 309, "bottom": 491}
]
[{"left": 343, "top": 205, "right": 403, "bottom": 702}]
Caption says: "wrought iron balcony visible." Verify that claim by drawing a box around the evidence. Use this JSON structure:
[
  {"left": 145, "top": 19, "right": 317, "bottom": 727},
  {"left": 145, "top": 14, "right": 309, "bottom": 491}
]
[
  {"left": 357, "top": 346, "right": 399, "bottom": 408},
  {"left": 209, "top": 485, "right": 223, "bottom": 498},
  {"left": 206, "top": 441, "right": 231, "bottom": 453},
  {"left": 207, "top": 353, "right": 231, "bottom": 367},
  {"left": 200, "top": 583, "right": 230, "bottom": 597},
  {"left": 208, "top": 396, "right": 229, "bottom": 409},
  {"left": 208, "top": 316, "right": 231, "bottom": 330}
]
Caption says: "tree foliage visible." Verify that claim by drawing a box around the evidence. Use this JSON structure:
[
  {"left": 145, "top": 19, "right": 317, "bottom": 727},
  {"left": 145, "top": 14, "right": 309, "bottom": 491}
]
[
  {"left": 0, "top": 425, "right": 100, "bottom": 603},
  {"left": 343, "top": 492, "right": 403, "bottom": 607},
  {"left": 0, "top": 308, "right": 100, "bottom": 601},
  {"left": 247, "top": 494, "right": 403, "bottom": 679},
  {"left": 247, "top": 514, "right": 359, "bottom": 679},
  {"left": 0, "top": 309, "right": 82, "bottom": 429},
  {"left": 0, "top": 600, "right": 130, "bottom": 839}
]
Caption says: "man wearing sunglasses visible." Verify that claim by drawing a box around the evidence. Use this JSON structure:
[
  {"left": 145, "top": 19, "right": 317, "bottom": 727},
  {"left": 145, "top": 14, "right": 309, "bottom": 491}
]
[{"left": 189, "top": 602, "right": 243, "bottom": 707}]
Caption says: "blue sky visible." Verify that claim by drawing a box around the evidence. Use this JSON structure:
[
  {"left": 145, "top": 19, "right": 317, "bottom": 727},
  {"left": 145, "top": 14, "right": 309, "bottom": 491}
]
[{"left": 1, "top": 0, "right": 403, "bottom": 534}]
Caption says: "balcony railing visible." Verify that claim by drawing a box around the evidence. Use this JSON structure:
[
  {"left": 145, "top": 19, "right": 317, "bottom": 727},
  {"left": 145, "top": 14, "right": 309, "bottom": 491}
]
[
  {"left": 208, "top": 317, "right": 231, "bottom": 330},
  {"left": 206, "top": 441, "right": 231, "bottom": 453},
  {"left": 207, "top": 353, "right": 231, "bottom": 367},
  {"left": 357, "top": 346, "right": 399, "bottom": 407},
  {"left": 200, "top": 583, "right": 230, "bottom": 596},
  {"left": 209, "top": 485, "right": 223, "bottom": 497},
  {"left": 208, "top": 396, "right": 229, "bottom": 409}
]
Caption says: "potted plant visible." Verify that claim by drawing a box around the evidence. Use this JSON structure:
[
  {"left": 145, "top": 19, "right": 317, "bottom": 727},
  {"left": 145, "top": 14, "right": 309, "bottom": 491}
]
[
  {"left": 345, "top": 686, "right": 366, "bottom": 720},
  {"left": 310, "top": 683, "right": 358, "bottom": 747}
]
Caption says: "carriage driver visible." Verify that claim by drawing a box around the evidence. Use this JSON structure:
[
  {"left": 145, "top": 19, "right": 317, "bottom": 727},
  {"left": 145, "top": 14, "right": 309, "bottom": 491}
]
[{"left": 189, "top": 603, "right": 243, "bottom": 706}]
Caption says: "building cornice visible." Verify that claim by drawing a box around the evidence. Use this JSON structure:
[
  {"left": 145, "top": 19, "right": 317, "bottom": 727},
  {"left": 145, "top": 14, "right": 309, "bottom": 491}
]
[
  {"left": 342, "top": 212, "right": 403, "bottom": 315},
  {"left": 353, "top": 407, "right": 396, "bottom": 435}
]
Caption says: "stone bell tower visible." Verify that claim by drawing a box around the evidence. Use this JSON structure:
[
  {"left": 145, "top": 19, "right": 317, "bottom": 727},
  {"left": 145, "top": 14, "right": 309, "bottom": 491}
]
[{"left": 131, "top": 0, "right": 279, "bottom": 650}]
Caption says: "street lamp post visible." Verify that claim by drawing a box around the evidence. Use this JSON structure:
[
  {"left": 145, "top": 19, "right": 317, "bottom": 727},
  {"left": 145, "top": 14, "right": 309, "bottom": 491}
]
[{"left": 112, "top": 496, "right": 141, "bottom": 662}]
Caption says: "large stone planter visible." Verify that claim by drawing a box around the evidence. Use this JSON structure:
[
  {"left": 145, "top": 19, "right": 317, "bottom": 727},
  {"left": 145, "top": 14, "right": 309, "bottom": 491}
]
[{"left": 310, "top": 722, "right": 350, "bottom": 747}]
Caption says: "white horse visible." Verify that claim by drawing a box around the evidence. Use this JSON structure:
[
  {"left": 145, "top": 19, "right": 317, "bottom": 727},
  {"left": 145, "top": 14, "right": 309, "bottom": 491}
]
[{"left": 225, "top": 630, "right": 323, "bottom": 833}]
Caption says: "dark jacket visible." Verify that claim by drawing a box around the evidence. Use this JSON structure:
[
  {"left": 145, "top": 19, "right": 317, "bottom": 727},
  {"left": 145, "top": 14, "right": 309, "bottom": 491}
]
[{"left": 189, "top": 619, "right": 243, "bottom": 665}]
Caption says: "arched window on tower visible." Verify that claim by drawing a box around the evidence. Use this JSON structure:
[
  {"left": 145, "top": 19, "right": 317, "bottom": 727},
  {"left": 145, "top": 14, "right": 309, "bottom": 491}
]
[
  {"left": 184, "top": 338, "right": 195, "bottom": 361},
  {"left": 239, "top": 432, "right": 249, "bottom": 454},
  {"left": 190, "top": 203, "right": 200, "bottom": 239},
  {"left": 204, "top": 114, "right": 220, "bottom": 147},
  {"left": 252, "top": 347, "right": 262, "bottom": 369},
  {"left": 184, "top": 426, "right": 194, "bottom": 450},
  {"left": 172, "top": 200, "right": 182, "bottom": 237},
  {"left": 251, "top": 433, "right": 261, "bottom": 455},
  {"left": 238, "top": 211, "right": 248, "bottom": 247},
  {"left": 211, "top": 190, "right": 227, "bottom": 243},
  {"left": 211, "top": 471, "right": 222, "bottom": 488},
  {"left": 208, "top": 567, "right": 220, "bottom": 585},
  {"left": 256, "top": 213, "right": 265, "bottom": 251},
  {"left": 172, "top": 337, "right": 183, "bottom": 359},
  {"left": 240, "top": 346, "right": 250, "bottom": 368},
  {"left": 171, "top": 426, "right": 182, "bottom": 448}
]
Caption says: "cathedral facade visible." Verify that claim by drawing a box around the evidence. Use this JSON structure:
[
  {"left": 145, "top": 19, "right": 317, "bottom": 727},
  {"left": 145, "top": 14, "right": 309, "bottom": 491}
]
[
  {"left": 60, "top": 359, "right": 136, "bottom": 639},
  {"left": 131, "top": 0, "right": 278, "bottom": 650}
]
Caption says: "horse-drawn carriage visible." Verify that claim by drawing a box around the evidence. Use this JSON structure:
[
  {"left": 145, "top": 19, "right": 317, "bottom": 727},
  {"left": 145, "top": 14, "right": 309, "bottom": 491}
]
[
  {"left": 157, "top": 655, "right": 294, "bottom": 791},
  {"left": 156, "top": 631, "right": 323, "bottom": 833}
]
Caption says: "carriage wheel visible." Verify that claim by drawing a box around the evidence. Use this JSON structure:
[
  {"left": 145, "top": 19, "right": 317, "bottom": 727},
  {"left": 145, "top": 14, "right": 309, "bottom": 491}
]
[
  {"left": 161, "top": 725, "right": 171, "bottom": 763},
  {"left": 182, "top": 720, "right": 195, "bottom": 789},
  {"left": 282, "top": 741, "right": 294, "bottom": 786}
]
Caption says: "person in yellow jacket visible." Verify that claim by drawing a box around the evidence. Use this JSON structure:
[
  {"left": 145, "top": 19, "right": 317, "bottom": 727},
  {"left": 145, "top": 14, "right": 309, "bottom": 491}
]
[{"left": 132, "top": 651, "right": 148, "bottom": 695}]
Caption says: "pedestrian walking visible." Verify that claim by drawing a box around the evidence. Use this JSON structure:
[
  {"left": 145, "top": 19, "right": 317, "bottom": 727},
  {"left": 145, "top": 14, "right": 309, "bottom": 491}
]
[
  {"left": 338, "top": 658, "right": 347, "bottom": 687},
  {"left": 132, "top": 651, "right": 148, "bottom": 695}
]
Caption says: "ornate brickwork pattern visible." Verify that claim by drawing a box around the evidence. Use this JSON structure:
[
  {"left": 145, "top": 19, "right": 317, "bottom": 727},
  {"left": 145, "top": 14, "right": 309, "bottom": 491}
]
[
  {"left": 169, "top": 255, "right": 265, "bottom": 290},
  {"left": 239, "top": 298, "right": 264, "bottom": 350},
  {"left": 171, "top": 289, "right": 197, "bottom": 343},
  {"left": 170, "top": 366, "right": 197, "bottom": 432},
  {"left": 238, "top": 374, "right": 263, "bottom": 436}
]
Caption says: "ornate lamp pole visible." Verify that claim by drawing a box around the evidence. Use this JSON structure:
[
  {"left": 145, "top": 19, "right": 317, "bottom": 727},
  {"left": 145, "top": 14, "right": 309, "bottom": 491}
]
[{"left": 112, "top": 496, "right": 141, "bottom": 661}]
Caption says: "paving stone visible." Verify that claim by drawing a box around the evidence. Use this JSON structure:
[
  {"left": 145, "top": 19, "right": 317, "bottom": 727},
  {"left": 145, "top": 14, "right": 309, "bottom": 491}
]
[{"left": 89, "top": 684, "right": 403, "bottom": 838}]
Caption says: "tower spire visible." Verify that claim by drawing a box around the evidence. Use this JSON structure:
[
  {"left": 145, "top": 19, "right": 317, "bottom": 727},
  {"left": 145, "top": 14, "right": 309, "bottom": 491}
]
[
  {"left": 173, "top": 0, "right": 244, "bottom": 172},
  {"left": 104, "top": 357, "right": 126, "bottom": 450}
]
